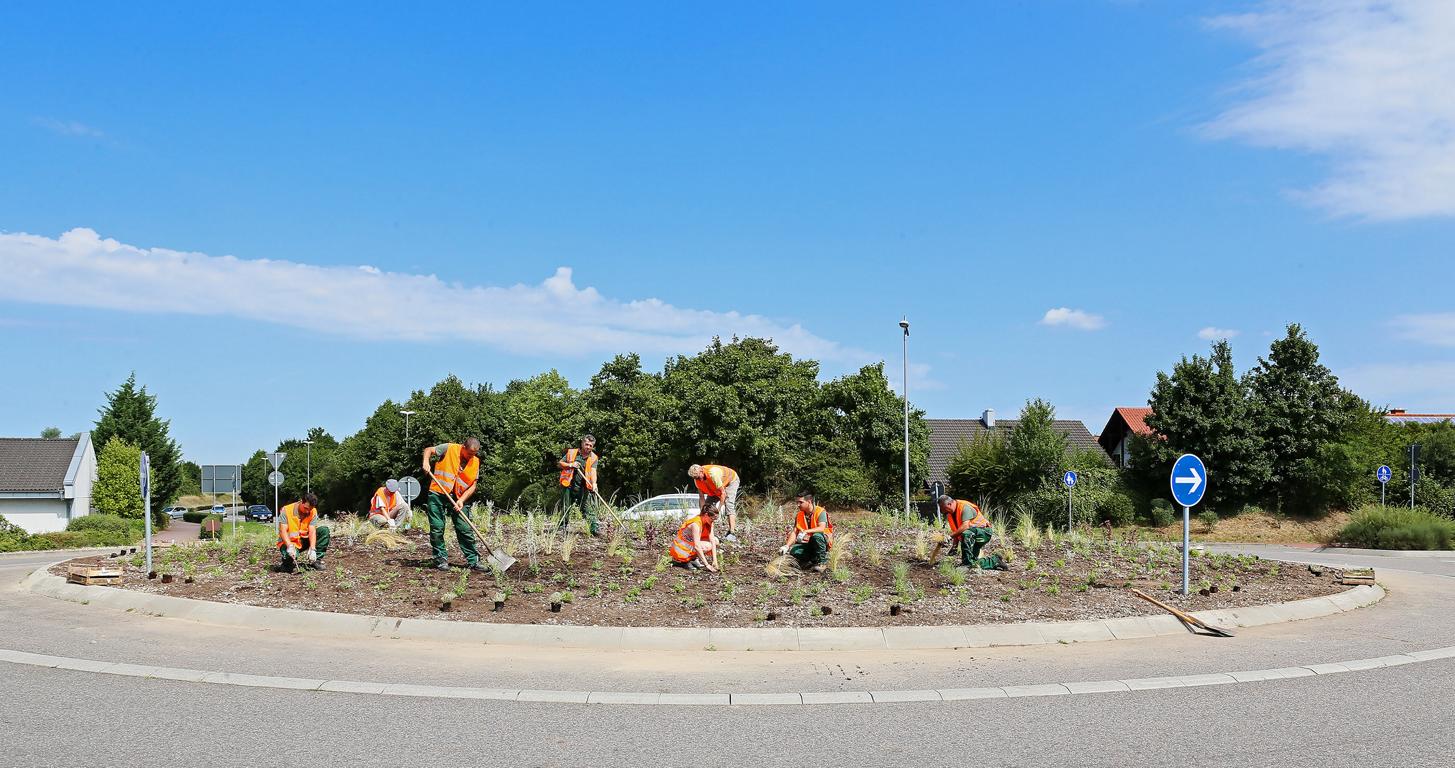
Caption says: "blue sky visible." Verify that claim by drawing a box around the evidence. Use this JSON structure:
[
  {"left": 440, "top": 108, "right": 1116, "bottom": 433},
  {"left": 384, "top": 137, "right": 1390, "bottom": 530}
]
[{"left": 2, "top": 1, "right": 1452, "bottom": 463}]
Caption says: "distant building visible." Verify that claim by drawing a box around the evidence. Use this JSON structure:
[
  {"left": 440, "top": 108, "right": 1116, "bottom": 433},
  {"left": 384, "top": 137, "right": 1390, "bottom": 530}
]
[
  {"left": 0, "top": 435, "right": 96, "bottom": 534},
  {"left": 1385, "top": 409, "right": 1455, "bottom": 425},
  {"left": 926, "top": 410, "right": 1105, "bottom": 487},
  {"left": 1098, "top": 407, "right": 1155, "bottom": 468}
]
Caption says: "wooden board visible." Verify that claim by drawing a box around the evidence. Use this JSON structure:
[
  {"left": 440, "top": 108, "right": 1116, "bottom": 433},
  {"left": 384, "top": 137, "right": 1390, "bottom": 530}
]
[{"left": 68, "top": 573, "right": 123, "bottom": 586}]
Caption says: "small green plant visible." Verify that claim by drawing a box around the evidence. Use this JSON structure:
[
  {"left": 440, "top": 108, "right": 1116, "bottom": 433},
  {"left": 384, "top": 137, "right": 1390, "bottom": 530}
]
[
  {"left": 605, "top": 581, "right": 621, "bottom": 592},
  {"left": 523, "top": 583, "right": 543, "bottom": 594},
  {"left": 720, "top": 581, "right": 736, "bottom": 601},
  {"left": 559, "top": 590, "right": 576, "bottom": 604},
  {"left": 687, "top": 595, "right": 705, "bottom": 609},
  {"left": 831, "top": 566, "right": 852, "bottom": 583},
  {"left": 1025, "top": 556, "right": 1038, "bottom": 571},
  {"left": 624, "top": 586, "right": 642, "bottom": 603},
  {"left": 654, "top": 555, "right": 672, "bottom": 573},
  {"left": 642, "top": 574, "right": 659, "bottom": 590},
  {"left": 1053, "top": 558, "right": 1065, "bottom": 569},
  {"left": 851, "top": 584, "right": 873, "bottom": 605},
  {"left": 671, "top": 577, "right": 687, "bottom": 594},
  {"left": 788, "top": 587, "right": 805, "bottom": 605},
  {"left": 999, "top": 592, "right": 1013, "bottom": 603},
  {"left": 809, "top": 605, "right": 823, "bottom": 617}
]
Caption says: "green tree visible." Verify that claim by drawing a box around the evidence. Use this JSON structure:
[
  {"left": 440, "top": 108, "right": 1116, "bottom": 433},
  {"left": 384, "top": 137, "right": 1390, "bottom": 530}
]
[
  {"left": 582, "top": 354, "right": 675, "bottom": 500},
  {"left": 1005, "top": 399, "right": 1067, "bottom": 495},
  {"left": 816, "top": 363, "right": 929, "bottom": 505},
  {"left": 946, "top": 432, "right": 1013, "bottom": 503},
  {"left": 489, "top": 371, "right": 585, "bottom": 506},
  {"left": 274, "top": 428, "right": 339, "bottom": 509},
  {"left": 241, "top": 450, "right": 272, "bottom": 507},
  {"left": 40, "top": 426, "right": 61, "bottom": 439},
  {"left": 93, "top": 437, "right": 143, "bottom": 519},
  {"left": 93, "top": 373, "right": 184, "bottom": 508},
  {"left": 178, "top": 461, "right": 202, "bottom": 496}
]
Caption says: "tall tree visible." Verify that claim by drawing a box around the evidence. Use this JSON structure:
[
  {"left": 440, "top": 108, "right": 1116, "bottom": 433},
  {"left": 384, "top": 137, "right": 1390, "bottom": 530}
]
[
  {"left": 1246, "top": 324, "right": 1349, "bottom": 513},
  {"left": 816, "top": 363, "right": 929, "bottom": 505},
  {"left": 93, "top": 373, "right": 183, "bottom": 507},
  {"left": 92, "top": 437, "right": 143, "bottom": 518},
  {"left": 583, "top": 354, "right": 675, "bottom": 500},
  {"left": 489, "top": 371, "right": 585, "bottom": 506}
]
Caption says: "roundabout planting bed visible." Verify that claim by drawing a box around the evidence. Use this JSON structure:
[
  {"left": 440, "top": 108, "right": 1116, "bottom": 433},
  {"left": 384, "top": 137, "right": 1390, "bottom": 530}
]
[{"left": 61, "top": 509, "right": 1350, "bottom": 628}]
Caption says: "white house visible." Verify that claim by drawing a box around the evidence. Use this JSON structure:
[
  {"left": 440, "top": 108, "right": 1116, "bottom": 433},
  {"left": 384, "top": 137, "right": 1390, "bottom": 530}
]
[{"left": 0, "top": 434, "right": 96, "bottom": 534}]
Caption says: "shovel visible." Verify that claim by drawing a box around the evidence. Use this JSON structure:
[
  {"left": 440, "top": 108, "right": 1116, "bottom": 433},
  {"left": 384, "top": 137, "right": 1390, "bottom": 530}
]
[{"left": 439, "top": 488, "right": 517, "bottom": 573}]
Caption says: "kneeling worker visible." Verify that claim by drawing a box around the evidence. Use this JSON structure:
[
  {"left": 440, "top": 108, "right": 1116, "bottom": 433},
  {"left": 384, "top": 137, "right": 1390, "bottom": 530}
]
[
  {"left": 369, "top": 479, "right": 410, "bottom": 529},
  {"left": 278, "top": 492, "right": 329, "bottom": 572},
  {"left": 938, "top": 495, "right": 1006, "bottom": 570},
  {"left": 668, "top": 500, "right": 720, "bottom": 572},
  {"left": 781, "top": 491, "right": 833, "bottom": 572}
]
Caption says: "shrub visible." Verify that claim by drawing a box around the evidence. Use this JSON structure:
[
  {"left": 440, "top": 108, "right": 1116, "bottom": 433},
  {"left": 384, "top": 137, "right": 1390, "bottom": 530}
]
[
  {"left": 1336, "top": 506, "right": 1455, "bottom": 551},
  {"left": 27, "top": 531, "right": 89, "bottom": 549},
  {"left": 182, "top": 510, "right": 208, "bottom": 524},
  {"left": 67, "top": 514, "right": 143, "bottom": 538},
  {"left": 1149, "top": 499, "right": 1176, "bottom": 527},
  {"left": 1197, "top": 510, "right": 1219, "bottom": 531},
  {"left": 1098, "top": 494, "right": 1136, "bottom": 527},
  {"left": 198, "top": 515, "right": 225, "bottom": 540}
]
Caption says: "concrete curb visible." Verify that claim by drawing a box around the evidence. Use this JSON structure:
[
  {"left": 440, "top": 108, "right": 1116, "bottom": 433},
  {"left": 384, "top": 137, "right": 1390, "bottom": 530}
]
[
  {"left": 0, "top": 547, "right": 115, "bottom": 560},
  {"left": 1, "top": 643, "right": 1448, "bottom": 707},
  {"left": 21, "top": 567, "right": 1386, "bottom": 651},
  {"left": 1206, "top": 543, "right": 1455, "bottom": 560}
]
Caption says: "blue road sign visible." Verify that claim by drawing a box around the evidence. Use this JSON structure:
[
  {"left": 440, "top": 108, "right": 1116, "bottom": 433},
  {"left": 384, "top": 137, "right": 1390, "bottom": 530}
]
[
  {"left": 1170, "top": 453, "right": 1207, "bottom": 507},
  {"left": 1062, "top": 470, "right": 1078, "bottom": 489},
  {"left": 139, "top": 451, "right": 150, "bottom": 500},
  {"left": 1377, "top": 465, "right": 1392, "bottom": 484}
]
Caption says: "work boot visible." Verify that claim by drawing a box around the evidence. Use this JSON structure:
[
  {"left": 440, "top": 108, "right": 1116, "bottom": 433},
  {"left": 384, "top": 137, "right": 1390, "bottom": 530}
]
[
  {"left": 468, "top": 562, "right": 490, "bottom": 573},
  {"left": 433, "top": 560, "right": 451, "bottom": 571},
  {"left": 724, "top": 532, "right": 738, "bottom": 543},
  {"left": 812, "top": 563, "right": 827, "bottom": 573}
]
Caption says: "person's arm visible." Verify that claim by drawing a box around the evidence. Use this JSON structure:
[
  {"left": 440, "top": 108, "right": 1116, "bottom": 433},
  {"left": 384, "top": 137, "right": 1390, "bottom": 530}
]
[
  {"left": 558, "top": 451, "right": 576, "bottom": 470},
  {"left": 279, "top": 520, "right": 295, "bottom": 555},
  {"left": 455, "top": 483, "right": 476, "bottom": 510},
  {"left": 306, "top": 523, "right": 317, "bottom": 554},
  {"left": 421, "top": 446, "right": 437, "bottom": 475}
]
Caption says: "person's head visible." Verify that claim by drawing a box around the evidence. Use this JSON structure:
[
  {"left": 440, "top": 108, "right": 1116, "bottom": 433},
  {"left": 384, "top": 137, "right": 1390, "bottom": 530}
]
[
  {"left": 687, "top": 464, "right": 703, "bottom": 479},
  {"left": 701, "top": 498, "right": 721, "bottom": 519},
  {"left": 300, "top": 491, "right": 320, "bottom": 512},
  {"left": 462, "top": 437, "right": 481, "bottom": 461},
  {"left": 937, "top": 495, "right": 954, "bottom": 511},
  {"left": 796, "top": 491, "right": 815, "bottom": 513},
  {"left": 386, "top": 479, "right": 400, "bottom": 493},
  {"left": 580, "top": 434, "right": 596, "bottom": 453}
]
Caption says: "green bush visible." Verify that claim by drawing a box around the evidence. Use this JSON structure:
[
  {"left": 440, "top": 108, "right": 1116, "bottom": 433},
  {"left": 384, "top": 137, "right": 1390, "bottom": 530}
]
[
  {"left": 1336, "top": 505, "right": 1455, "bottom": 551},
  {"left": 27, "top": 531, "right": 89, "bottom": 550},
  {"left": 1098, "top": 493, "right": 1136, "bottom": 527},
  {"left": 198, "top": 514, "right": 224, "bottom": 540},
  {"left": 182, "top": 510, "right": 208, "bottom": 523},
  {"left": 67, "top": 514, "right": 142, "bottom": 537},
  {"left": 1197, "top": 509, "right": 1219, "bottom": 530},
  {"left": 1149, "top": 499, "right": 1175, "bottom": 527}
]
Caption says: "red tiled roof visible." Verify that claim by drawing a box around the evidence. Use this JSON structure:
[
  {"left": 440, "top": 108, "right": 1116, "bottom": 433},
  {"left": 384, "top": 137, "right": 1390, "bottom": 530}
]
[{"left": 1118, "top": 407, "right": 1154, "bottom": 436}]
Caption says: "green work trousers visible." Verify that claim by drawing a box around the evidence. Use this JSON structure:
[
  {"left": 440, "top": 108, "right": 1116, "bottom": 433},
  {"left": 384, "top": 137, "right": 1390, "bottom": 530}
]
[
  {"left": 789, "top": 533, "right": 829, "bottom": 568},
  {"left": 957, "top": 527, "right": 998, "bottom": 569},
  {"left": 278, "top": 526, "right": 330, "bottom": 571},
  {"left": 427, "top": 491, "right": 480, "bottom": 566},
  {"left": 558, "top": 485, "right": 599, "bottom": 535}
]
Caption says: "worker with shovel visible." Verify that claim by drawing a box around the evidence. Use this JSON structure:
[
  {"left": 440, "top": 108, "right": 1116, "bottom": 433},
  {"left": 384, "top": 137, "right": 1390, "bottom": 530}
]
[
  {"left": 368, "top": 479, "right": 410, "bottom": 529},
  {"left": 421, "top": 438, "right": 486, "bottom": 572},
  {"left": 938, "top": 495, "right": 1007, "bottom": 571},
  {"left": 277, "top": 492, "right": 328, "bottom": 573},
  {"left": 688, "top": 463, "right": 740, "bottom": 542},
  {"left": 556, "top": 435, "right": 600, "bottom": 536},
  {"left": 668, "top": 499, "right": 720, "bottom": 572},
  {"left": 781, "top": 491, "right": 833, "bottom": 572}
]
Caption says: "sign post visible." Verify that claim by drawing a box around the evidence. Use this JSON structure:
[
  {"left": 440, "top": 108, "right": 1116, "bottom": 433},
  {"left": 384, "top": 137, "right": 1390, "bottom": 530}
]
[
  {"left": 1062, "top": 470, "right": 1078, "bottom": 531},
  {"left": 399, "top": 476, "right": 421, "bottom": 531},
  {"left": 140, "top": 451, "right": 152, "bottom": 575},
  {"left": 267, "top": 451, "right": 287, "bottom": 523},
  {"left": 1377, "top": 464, "right": 1391, "bottom": 507},
  {"left": 1170, "top": 453, "right": 1208, "bottom": 596},
  {"left": 1410, "top": 444, "right": 1421, "bottom": 508},
  {"left": 929, "top": 481, "right": 945, "bottom": 525}
]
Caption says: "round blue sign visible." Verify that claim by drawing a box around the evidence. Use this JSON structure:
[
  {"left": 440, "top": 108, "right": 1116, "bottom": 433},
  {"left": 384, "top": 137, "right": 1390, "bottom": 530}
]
[
  {"left": 1062, "top": 470, "right": 1078, "bottom": 489},
  {"left": 1169, "top": 453, "right": 1207, "bottom": 507},
  {"left": 1377, "top": 465, "right": 1392, "bottom": 484}
]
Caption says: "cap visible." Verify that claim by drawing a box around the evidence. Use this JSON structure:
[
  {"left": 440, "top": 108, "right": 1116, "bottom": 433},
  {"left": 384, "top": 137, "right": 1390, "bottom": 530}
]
[{"left": 386, "top": 479, "right": 400, "bottom": 493}]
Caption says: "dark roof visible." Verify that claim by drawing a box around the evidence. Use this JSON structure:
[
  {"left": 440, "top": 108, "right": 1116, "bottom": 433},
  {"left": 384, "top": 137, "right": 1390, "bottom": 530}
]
[
  {"left": 927, "top": 418, "right": 1105, "bottom": 484},
  {"left": 0, "top": 437, "right": 80, "bottom": 493}
]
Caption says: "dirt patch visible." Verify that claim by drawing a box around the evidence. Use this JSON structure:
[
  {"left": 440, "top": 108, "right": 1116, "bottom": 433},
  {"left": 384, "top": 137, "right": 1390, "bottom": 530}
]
[
  {"left": 65, "top": 517, "right": 1351, "bottom": 628},
  {"left": 1130, "top": 508, "right": 1352, "bottom": 546}
]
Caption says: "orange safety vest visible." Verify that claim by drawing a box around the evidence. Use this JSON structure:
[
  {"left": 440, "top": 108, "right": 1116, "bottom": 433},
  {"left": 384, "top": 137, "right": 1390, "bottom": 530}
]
[
  {"left": 558, "top": 448, "right": 598, "bottom": 490},
  {"left": 371, "top": 487, "right": 402, "bottom": 514},
  {"left": 693, "top": 465, "right": 737, "bottom": 497},
  {"left": 277, "top": 502, "right": 316, "bottom": 548},
  {"left": 795, "top": 504, "right": 834, "bottom": 548},
  {"left": 669, "top": 515, "right": 713, "bottom": 562},
  {"left": 428, "top": 443, "right": 479, "bottom": 497},
  {"left": 946, "top": 499, "right": 989, "bottom": 536}
]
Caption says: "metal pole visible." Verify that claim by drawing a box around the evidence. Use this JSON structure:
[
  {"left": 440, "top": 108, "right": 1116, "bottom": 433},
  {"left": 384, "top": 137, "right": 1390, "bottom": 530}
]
[
  {"left": 1381, "top": 482, "right": 1385, "bottom": 507},
  {"left": 1067, "top": 485, "right": 1073, "bottom": 532},
  {"left": 900, "top": 318, "right": 910, "bottom": 520},
  {"left": 142, "top": 454, "right": 152, "bottom": 575},
  {"left": 232, "top": 465, "right": 238, "bottom": 538},
  {"left": 1182, "top": 505, "right": 1191, "bottom": 595}
]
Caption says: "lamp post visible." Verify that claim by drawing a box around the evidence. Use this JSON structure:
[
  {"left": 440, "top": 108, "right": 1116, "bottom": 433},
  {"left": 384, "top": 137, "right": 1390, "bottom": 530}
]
[
  {"left": 899, "top": 317, "right": 910, "bottom": 520},
  {"left": 399, "top": 410, "right": 416, "bottom": 475},
  {"left": 303, "top": 439, "right": 313, "bottom": 494}
]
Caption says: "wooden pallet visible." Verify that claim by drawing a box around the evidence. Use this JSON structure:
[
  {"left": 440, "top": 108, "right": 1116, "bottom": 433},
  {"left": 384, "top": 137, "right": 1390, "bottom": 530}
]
[
  {"left": 68, "top": 565, "right": 123, "bottom": 586},
  {"left": 1339, "top": 568, "right": 1375, "bottom": 586}
]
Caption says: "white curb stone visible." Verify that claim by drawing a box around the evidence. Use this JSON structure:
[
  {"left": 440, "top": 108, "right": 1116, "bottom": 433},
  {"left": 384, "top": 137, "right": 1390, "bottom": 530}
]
[{"left": 801, "top": 691, "right": 873, "bottom": 705}]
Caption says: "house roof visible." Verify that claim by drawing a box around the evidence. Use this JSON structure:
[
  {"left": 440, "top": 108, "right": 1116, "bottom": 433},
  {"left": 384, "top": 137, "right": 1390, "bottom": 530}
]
[
  {"left": 0, "top": 437, "right": 82, "bottom": 493},
  {"left": 927, "top": 418, "right": 1105, "bottom": 484},
  {"left": 1385, "top": 410, "right": 1455, "bottom": 425},
  {"left": 1097, "top": 407, "right": 1154, "bottom": 452}
]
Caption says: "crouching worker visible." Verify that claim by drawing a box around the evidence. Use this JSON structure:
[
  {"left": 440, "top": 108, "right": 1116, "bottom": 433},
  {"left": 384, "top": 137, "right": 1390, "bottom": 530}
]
[
  {"left": 781, "top": 491, "right": 833, "bottom": 572},
  {"left": 369, "top": 479, "right": 411, "bottom": 529},
  {"left": 668, "top": 500, "right": 720, "bottom": 573},
  {"left": 938, "top": 495, "right": 1006, "bottom": 570},
  {"left": 278, "top": 492, "right": 329, "bottom": 573}
]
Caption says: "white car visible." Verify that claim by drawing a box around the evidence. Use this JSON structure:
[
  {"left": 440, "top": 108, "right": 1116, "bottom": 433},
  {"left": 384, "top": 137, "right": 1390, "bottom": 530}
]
[
  {"left": 620, "top": 493, "right": 702, "bottom": 520},
  {"left": 210, "top": 504, "right": 226, "bottom": 517}
]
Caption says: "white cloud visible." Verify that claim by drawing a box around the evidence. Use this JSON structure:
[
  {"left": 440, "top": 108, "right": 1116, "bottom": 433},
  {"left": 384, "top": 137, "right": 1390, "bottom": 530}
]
[
  {"left": 1039, "top": 307, "right": 1106, "bottom": 331},
  {"left": 1198, "top": 326, "right": 1241, "bottom": 340},
  {"left": 32, "top": 117, "right": 105, "bottom": 138},
  {"left": 1339, "top": 361, "right": 1455, "bottom": 407},
  {"left": 1392, "top": 312, "right": 1455, "bottom": 347},
  {"left": 0, "top": 228, "right": 862, "bottom": 361},
  {"left": 1203, "top": 0, "right": 1455, "bottom": 219},
  {"left": 888, "top": 362, "right": 946, "bottom": 395}
]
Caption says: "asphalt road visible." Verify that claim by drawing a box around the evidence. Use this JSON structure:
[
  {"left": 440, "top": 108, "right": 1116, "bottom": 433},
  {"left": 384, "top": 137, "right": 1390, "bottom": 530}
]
[{"left": 2, "top": 546, "right": 1452, "bottom": 766}]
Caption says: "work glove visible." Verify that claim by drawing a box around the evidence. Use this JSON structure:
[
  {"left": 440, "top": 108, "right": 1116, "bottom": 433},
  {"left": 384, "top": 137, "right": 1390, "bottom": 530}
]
[
  {"left": 286, "top": 544, "right": 298, "bottom": 559},
  {"left": 797, "top": 532, "right": 809, "bottom": 543},
  {"left": 306, "top": 549, "right": 318, "bottom": 563},
  {"left": 779, "top": 545, "right": 789, "bottom": 555}
]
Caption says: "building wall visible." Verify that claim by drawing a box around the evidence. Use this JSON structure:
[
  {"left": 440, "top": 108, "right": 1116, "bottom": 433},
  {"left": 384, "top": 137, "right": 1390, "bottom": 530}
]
[
  {"left": 67, "top": 439, "right": 96, "bottom": 522},
  {"left": 0, "top": 498, "right": 70, "bottom": 534}
]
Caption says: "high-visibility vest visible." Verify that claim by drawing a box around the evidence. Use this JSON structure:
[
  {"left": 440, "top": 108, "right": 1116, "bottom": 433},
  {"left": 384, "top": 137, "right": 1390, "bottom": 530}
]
[
  {"left": 428, "top": 443, "right": 479, "bottom": 497},
  {"left": 372, "top": 487, "right": 402, "bottom": 514},
  {"left": 946, "top": 499, "right": 989, "bottom": 535},
  {"left": 558, "top": 448, "right": 598, "bottom": 490},
  {"left": 795, "top": 504, "right": 834, "bottom": 548},
  {"left": 277, "top": 502, "right": 315, "bottom": 548},
  {"left": 693, "top": 465, "right": 737, "bottom": 497},
  {"left": 669, "top": 515, "right": 713, "bottom": 562}
]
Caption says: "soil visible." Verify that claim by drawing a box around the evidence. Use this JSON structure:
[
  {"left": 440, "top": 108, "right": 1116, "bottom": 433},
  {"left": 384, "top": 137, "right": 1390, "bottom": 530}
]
[{"left": 64, "top": 513, "right": 1352, "bottom": 628}]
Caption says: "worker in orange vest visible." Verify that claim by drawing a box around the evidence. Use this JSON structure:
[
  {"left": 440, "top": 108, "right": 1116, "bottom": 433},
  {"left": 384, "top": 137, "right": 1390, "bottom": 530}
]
[
  {"left": 368, "top": 479, "right": 410, "bottom": 529},
  {"left": 556, "top": 435, "right": 600, "bottom": 536},
  {"left": 687, "top": 464, "right": 740, "bottom": 542},
  {"left": 276, "top": 492, "right": 329, "bottom": 573},
  {"left": 421, "top": 438, "right": 485, "bottom": 571},
  {"left": 667, "top": 500, "right": 720, "bottom": 572},
  {"left": 780, "top": 491, "right": 833, "bottom": 572},
  {"left": 938, "top": 495, "right": 1007, "bottom": 570}
]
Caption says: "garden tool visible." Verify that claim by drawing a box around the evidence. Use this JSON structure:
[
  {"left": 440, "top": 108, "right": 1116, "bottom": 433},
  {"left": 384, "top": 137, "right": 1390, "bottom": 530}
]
[
  {"left": 439, "top": 488, "right": 517, "bottom": 573},
  {"left": 926, "top": 531, "right": 951, "bottom": 565},
  {"left": 1130, "top": 588, "right": 1234, "bottom": 637}
]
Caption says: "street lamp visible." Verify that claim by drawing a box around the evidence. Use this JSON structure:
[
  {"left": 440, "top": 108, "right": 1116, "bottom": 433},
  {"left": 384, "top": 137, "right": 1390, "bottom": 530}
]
[
  {"left": 899, "top": 317, "right": 910, "bottom": 520},
  {"left": 303, "top": 439, "right": 313, "bottom": 494},
  {"left": 399, "top": 410, "right": 415, "bottom": 448}
]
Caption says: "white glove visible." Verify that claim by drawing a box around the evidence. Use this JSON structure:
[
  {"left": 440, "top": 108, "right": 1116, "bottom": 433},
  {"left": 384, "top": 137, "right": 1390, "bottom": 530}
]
[
  {"left": 306, "top": 549, "right": 318, "bottom": 563},
  {"left": 286, "top": 544, "right": 298, "bottom": 558},
  {"left": 798, "top": 533, "right": 809, "bottom": 543},
  {"left": 779, "top": 545, "right": 789, "bottom": 555}
]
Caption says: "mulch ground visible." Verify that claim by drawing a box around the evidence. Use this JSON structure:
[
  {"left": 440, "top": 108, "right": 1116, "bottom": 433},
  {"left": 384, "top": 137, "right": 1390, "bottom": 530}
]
[{"left": 60, "top": 515, "right": 1352, "bottom": 628}]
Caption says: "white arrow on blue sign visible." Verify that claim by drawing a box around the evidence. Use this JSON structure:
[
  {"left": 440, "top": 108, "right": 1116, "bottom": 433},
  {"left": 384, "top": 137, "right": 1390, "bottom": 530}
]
[
  {"left": 1062, "top": 470, "right": 1078, "bottom": 489},
  {"left": 1377, "top": 465, "right": 1392, "bottom": 484},
  {"left": 1170, "top": 453, "right": 1207, "bottom": 507}
]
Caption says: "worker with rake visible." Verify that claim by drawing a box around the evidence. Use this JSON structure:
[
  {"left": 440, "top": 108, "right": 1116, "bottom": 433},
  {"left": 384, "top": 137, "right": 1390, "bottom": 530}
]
[
  {"left": 938, "top": 495, "right": 1007, "bottom": 571},
  {"left": 368, "top": 479, "right": 411, "bottom": 529},
  {"left": 668, "top": 498, "right": 720, "bottom": 572},
  {"left": 421, "top": 438, "right": 487, "bottom": 572},
  {"left": 277, "top": 492, "right": 328, "bottom": 573},
  {"left": 556, "top": 434, "right": 600, "bottom": 536},
  {"left": 781, "top": 491, "right": 833, "bottom": 572},
  {"left": 687, "top": 463, "right": 740, "bottom": 542}
]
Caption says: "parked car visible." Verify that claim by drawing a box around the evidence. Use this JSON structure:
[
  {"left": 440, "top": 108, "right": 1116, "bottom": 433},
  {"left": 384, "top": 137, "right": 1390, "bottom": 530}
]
[
  {"left": 620, "top": 493, "right": 702, "bottom": 520},
  {"left": 162, "top": 506, "right": 189, "bottom": 520},
  {"left": 245, "top": 505, "right": 275, "bottom": 522}
]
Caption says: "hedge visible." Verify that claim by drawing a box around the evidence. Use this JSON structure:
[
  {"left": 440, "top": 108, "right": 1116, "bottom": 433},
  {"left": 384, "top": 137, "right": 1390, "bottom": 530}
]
[
  {"left": 1335, "top": 505, "right": 1455, "bottom": 551},
  {"left": 0, "top": 513, "right": 143, "bottom": 552}
]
